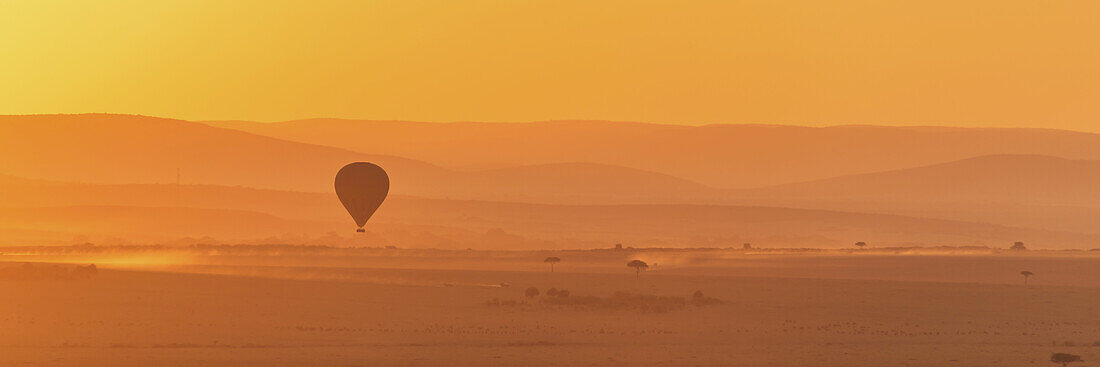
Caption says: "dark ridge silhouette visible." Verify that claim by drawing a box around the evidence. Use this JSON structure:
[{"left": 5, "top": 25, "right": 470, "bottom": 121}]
[{"left": 207, "top": 118, "right": 1100, "bottom": 189}]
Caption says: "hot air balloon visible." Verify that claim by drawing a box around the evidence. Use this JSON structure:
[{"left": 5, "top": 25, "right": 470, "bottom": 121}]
[{"left": 334, "top": 162, "right": 389, "bottom": 232}]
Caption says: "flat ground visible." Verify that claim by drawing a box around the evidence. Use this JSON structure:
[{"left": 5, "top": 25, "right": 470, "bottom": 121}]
[{"left": 2, "top": 251, "right": 1098, "bottom": 366}]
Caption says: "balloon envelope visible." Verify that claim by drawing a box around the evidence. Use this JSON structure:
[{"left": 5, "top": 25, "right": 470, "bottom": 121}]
[{"left": 334, "top": 162, "right": 389, "bottom": 230}]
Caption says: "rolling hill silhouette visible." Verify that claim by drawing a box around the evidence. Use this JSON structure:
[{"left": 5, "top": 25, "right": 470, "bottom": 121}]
[
  {"left": 740, "top": 154, "right": 1100, "bottom": 206},
  {"left": 8, "top": 114, "right": 1100, "bottom": 242},
  {"left": 0, "top": 114, "right": 444, "bottom": 192},
  {"left": 728, "top": 155, "right": 1100, "bottom": 234},
  {"left": 209, "top": 119, "right": 1100, "bottom": 188},
  {"left": 0, "top": 114, "right": 720, "bottom": 203},
  {"left": 2, "top": 174, "right": 1096, "bottom": 249}
]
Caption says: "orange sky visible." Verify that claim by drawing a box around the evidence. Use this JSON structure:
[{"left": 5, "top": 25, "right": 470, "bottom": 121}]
[{"left": 1, "top": 1, "right": 1098, "bottom": 130}]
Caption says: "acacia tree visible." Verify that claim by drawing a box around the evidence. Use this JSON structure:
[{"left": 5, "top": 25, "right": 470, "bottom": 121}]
[
  {"left": 1051, "top": 353, "right": 1083, "bottom": 367},
  {"left": 855, "top": 242, "right": 867, "bottom": 249},
  {"left": 1011, "top": 241, "right": 1028, "bottom": 250},
  {"left": 1021, "top": 271, "right": 1034, "bottom": 287},
  {"left": 544, "top": 257, "right": 561, "bottom": 272},
  {"left": 627, "top": 260, "right": 649, "bottom": 277}
]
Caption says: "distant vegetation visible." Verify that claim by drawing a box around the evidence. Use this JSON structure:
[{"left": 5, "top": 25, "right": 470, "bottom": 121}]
[
  {"left": 5, "top": 243, "right": 1089, "bottom": 259},
  {"left": 525, "top": 287, "right": 540, "bottom": 298},
  {"left": 543, "top": 256, "right": 560, "bottom": 272},
  {"left": 627, "top": 260, "right": 648, "bottom": 277},
  {"left": 1051, "top": 353, "right": 1082, "bottom": 367},
  {"left": 0, "top": 263, "right": 97, "bottom": 281},
  {"left": 486, "top": 288, "right": 722, "bottom": 313},
  {"left": 691, "top": 290, "right": 723, "bottom": 306}
]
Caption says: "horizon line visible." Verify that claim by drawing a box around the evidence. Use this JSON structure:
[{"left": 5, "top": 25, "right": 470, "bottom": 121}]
[{"left": 3, "top": 112, "right": 1097, "bottom": 135}]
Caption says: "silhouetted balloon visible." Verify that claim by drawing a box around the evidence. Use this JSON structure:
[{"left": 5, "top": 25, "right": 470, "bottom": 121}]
[{"left": 334, "top": 162, "right": 389, "bottom": 232}]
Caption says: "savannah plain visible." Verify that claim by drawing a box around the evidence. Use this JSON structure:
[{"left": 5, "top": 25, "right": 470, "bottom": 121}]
[
  {"left": 4, "top": 114, "right": 1100, "bottom": 366},
  {"left": 3, "top": 247, "right": 1099, "bottom": 366}
]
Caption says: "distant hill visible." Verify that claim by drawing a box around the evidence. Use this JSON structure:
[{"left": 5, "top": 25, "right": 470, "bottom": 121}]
[
  {"left": 1, "top": 175, "right": 1094, "bottom": 249},
  {"left": 0, "top": 114, "right": 719, "bottom": 203},
  {"left": 208, "top": 118, "right": 1100, "bottom": 188},
  {"left": 9, "top": 114, "right": 1100, "bottom": 241},
  {"left": 739, "top": 155, "right": 1100, "bottom": 206},
  {"left": 729, "top": 155, "right": 1100, "bottom": 234},
  {"left": 0, "top": 114, "right": 445, "bottom": 192},
  {"left": 450, "top": 163, "right": 721, "bottom": 203}
]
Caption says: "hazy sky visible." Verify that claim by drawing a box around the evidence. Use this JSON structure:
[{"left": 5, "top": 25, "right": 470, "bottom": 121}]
[{"left": 2, "top": 0, "right": 1098, "bottom": 130}]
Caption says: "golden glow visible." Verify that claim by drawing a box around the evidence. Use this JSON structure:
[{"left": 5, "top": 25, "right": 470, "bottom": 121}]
[
  {"left": 2, "top": 1, "right": 1098, "bottom": 130},
  {"left": 8, "top": 254, "right": 191, "bottom": 269}
]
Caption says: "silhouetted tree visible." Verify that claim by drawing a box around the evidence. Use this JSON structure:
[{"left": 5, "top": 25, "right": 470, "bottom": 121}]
[
  {"left": 627, "top": 260, "right": 649, "bottom": 277},
  {"left": 525, "top": 287, "right": 540, "bottom": 298},
  {"left": 1051, "top": 353, "right": 1083, "bottom": 367},
  {"left": 742, "top": 243, "right": 752, "bottom": 250},
  {"left": 1021, "top": 271, "right": 1034, "bottom": 287},
  {"left": 544, "top": 256, "right": 561, "bottom": 272},
  {"left": 1011, "top": 241, "right": 1027, "bottom": 250},
  {"left": 855, "top": 241, "right": 867, "bottom": 249},
  {"left": 546, "top": 287, "right": 559, "bottom": 297},
  {"left": 693, "top": 290, "right": 705, "bottom": 299},
  {"left": 614, "top": 243, "right": 623, "bottom": 250}
]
